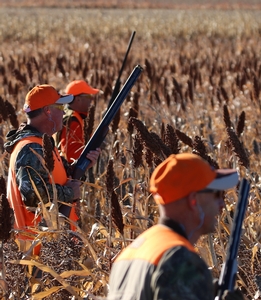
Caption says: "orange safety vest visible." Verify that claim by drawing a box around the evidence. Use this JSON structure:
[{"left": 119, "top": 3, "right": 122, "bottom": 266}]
[
  {"left": 108, "top": 224, "right": 211, "bottom": 300},
  {"left": 71, "top": 111, "right": 84, "bottom": 128},
  {"left": 57, "top": 111, "right": 84, "bottom": 161},
  {"left": 116, "top": 224, "right": 195, "bottom": 266},
  {"left": 7, "top": 136, "right": 78, "bottom": 249}
]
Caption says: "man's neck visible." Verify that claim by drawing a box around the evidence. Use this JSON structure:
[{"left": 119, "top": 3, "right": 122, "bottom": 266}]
[
  {"left": 159, "top": 217, "right": 188, "bottom": 239},
  {"left": 27, "top": 119, "right": 53, "bottom": 136}
]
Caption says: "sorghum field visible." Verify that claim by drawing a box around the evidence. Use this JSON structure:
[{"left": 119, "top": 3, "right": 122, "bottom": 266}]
[{"left": 1, "top": 1, "right": 261, "bottom": 299}]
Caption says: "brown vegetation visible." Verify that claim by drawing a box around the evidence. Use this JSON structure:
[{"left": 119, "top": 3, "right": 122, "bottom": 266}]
[
  {"left": 0, "top": 6, "right": 261, "bottom": 300},
  {"left": 1, "top": 0, "right": 261, "bottom": 9}
]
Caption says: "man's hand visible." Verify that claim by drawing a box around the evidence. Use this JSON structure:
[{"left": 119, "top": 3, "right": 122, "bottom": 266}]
[
  {"left": 65, "top": 179, "right": 82, "bottom": 200},
  {"left": 86, "top": 148, "right": 101, "bottom": 169},
  {"left": 213, "top": 279, "right": 245, "bottom": 300}
]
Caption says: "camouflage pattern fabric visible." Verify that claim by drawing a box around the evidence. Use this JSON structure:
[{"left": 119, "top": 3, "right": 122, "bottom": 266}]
[
  {"left": 4, "top": 124, "right": 74, "bottom": 207},
  {"left": 152, "top": 245, "right": 214, "bottom": 300}
]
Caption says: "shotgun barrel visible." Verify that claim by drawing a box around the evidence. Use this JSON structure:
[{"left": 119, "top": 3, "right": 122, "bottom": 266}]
[
  {"left": 215, "top": 178, "right": 250, "bottom": 299},
  {"left": 72, "top": 64, "right": 143, "bottom": 180}
]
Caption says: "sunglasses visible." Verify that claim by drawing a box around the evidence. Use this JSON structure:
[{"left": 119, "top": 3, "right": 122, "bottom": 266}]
[
  {"left": 197, "top": 189, "right": 225, "bottom": 198},
  {"left": 51, "top": 104, "right": 64, "bottom": 111}
]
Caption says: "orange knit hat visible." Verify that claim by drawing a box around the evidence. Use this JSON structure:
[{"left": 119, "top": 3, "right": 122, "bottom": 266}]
[
  {"left": 150, "top": 153, "right": 238, "bottom": 205},
  {"left": 65, "top": 80, "right": 99, "bottom": 96},
  {"left": 23, "top": 85, "right": 74, "bottom": 113}
]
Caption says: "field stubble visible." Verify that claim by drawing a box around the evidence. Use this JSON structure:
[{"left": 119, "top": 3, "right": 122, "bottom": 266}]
[{"left": 0, "top": 7, "right": 261, "bottom": 300}]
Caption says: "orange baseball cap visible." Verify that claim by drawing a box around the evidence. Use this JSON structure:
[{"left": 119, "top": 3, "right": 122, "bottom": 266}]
[
  {"left": 65, "top": 80, "right": 99, "bottom": 96},
  {"left": 150, "top": 153, "right": 238, "bottom": 205},
  {"left": 23, "top": 84, "right": 74, "bottom": 113}
]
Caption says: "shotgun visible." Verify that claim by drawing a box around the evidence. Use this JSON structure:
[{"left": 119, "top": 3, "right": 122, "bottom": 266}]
[
  {"left": 59, "top": 65, "right": 143, "bottom": 218},
  {"left": 72, "top": 64, "right": 143, "bottom": 180},
  {"left": 215, "top": 178, "right": 250, "bottom": 299},
  {"left": 108, "top": 31, "right": 136, "bottom": 109}
]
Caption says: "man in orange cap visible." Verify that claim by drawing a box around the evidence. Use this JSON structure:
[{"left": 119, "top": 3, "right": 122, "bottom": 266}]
[
  {"left": 56, "top": 80, "right": 100, "bottom": 163},
  {"left": 107, "top": 153, "right": 245, "bottom": 300},
  {"left": 4, "top": 84, "right": 100, "bottom": 253}
]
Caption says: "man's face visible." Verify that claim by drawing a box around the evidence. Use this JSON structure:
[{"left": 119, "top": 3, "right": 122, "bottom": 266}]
[
  {"left": 49, "top": 104, "right": 65, "bottom": 132},
  {"left": 196, "top": 190, "right": 225, "bottom": 234},
  {"left": 75, "top": 94, "right": 94, "bottom": 113}
]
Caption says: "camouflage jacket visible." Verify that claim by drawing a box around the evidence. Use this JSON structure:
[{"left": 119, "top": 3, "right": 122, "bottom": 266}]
[
  {"left": 4, "top": 123, "right": 74, "bottom": 207},
  {"left": 108, "top": 218, "right": 215, "bottom": 300}
]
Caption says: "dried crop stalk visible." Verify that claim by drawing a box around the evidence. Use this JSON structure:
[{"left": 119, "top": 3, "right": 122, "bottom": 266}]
[{"left": 0, "top": 176, "right": 12, "bottom": 297}]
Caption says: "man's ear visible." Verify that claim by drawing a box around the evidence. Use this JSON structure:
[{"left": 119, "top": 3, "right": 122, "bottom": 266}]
[
  {"left": 43, "top": 106, "right": 51, "bottom": 116},
  {"left": 187, "top": 192, "right": 198, "bottom": 210}
]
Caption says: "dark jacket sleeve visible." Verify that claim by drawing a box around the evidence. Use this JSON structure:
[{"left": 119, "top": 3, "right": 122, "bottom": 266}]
[{"left": 151, "top": 246, "right": 215, "bottom": 300}]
